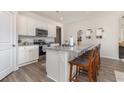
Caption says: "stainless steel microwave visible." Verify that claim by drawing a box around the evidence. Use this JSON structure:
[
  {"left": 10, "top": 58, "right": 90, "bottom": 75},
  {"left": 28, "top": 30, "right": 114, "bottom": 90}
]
[{"left": 35, "top": 28, "right": 48, "bottom": 37}]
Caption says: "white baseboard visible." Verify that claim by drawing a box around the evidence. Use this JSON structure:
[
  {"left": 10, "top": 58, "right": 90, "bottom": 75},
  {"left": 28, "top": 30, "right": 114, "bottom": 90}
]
[
  {"left": 101, "top": 56, "right": 119, "bottom": 61},
  {"left": 14, "top": 67, "right": 19, "bottom": 71},
  {"left": 18, "top": 60, "right": 38, "bottom": 67}
]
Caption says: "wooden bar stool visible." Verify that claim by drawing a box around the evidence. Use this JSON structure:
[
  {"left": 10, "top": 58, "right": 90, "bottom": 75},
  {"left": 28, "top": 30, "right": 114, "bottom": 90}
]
[
  {"left": 80, "top": 44, "right": 101, "bottom": 74},
  {"left": 69, "top": 48, "right": 97, "bottom": 82},
  {"left": 96, "top": 44, "right": 101, "bottom": 70}
]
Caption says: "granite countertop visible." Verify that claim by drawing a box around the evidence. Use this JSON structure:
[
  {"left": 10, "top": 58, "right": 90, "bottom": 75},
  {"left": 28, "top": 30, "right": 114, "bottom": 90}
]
[
  {"left": 18, "top": 44, "right": 39, "bottom": 47},
  {"left": 44, "top": 44, "right": 95, "bottom": 53}
]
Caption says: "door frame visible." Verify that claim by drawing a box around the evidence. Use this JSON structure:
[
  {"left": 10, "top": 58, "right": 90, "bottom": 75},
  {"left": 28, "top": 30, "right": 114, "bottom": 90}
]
[
  {"left": 11, "top": 12, "right": 18, "bottom": 71},
  {"left": 56, "top": 26, "right": 62, "bottom": 45},
  {"left": 5, "top": 12, "right": 18, "bottom": 71}
]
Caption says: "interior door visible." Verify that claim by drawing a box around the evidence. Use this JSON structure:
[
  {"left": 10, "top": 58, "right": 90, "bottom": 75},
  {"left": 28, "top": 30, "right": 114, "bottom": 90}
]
[{"left": 0, "top": 12, "right": 15, "bottom": 80}]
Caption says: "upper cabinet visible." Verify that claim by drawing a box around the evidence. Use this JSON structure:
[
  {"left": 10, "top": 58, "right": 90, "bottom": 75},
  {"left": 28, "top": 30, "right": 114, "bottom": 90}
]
[
  {"left": 48, "top": 24, "right": 56, "bottom": 37},
  {"left": 17, "top": 15, "right": 28, "bottom": 35},
  {"left": 27, "top": 17, "right": 36, "bottom": 36},
  {"left": 35, "top": 20, "right": 48, "bottom": 30},
  {"left": 17, "top": 15, "right": 36, "bottom": 36},
  {"left": 17, "top": 14, "right": 56, "bottom": 37}
]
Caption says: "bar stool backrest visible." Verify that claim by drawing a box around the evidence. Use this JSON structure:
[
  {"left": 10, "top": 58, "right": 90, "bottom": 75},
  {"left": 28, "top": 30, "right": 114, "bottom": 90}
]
[
  {"left": 90, "top": 47, "right": 98, "bottom": 81},
  {"left": 89, "top": 48, "right": 96, "bottom": 59},
  {"left": 98, "top": 44, "right": 101, "bottom": 53}
]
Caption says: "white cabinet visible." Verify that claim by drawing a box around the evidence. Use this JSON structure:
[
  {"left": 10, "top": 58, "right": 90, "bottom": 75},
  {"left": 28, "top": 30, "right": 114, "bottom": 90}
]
[
  {"left": 48, "top": 24, "right": 56, "bottom": 37},
  {"left": 17, "top": 15, "right": 28, "bottom": 35},
  {"left": 17, "top": 15, "right": 48, "bottom": 36},
  {"left": 35, "top": 20, "right": 48, "bottom": 30},
  {"left": 18, "top": 46, "right": 29, "bottom": 64},
  {"left": 27, "top": 17, "right": 36, "bottom": 36},
  {"left": 46, "top": 50, "right": 69, "bottom": 82},
  {"left": 59, "top": 52, "right": 68, "bottom": 82},
  {"left": 18, "top": 45, "right": 39, "bottom": 66},
  {"left": 35, "top": 20, "right": 42, "bottom": 29},
  {"left": 17, "top": 14, "right": 57, "bottom": 37},
  {"left": 28, "top": 45, "right": 39, "bottom": 61},
  {"left": 17, "top": 15, "right": 36, "bottom": 36},
  {"left": 46, "top": 50, "right": 59, "bottom": 81},
  {"left": 42, "top": 23, "right": 48, "bottom": 30}
]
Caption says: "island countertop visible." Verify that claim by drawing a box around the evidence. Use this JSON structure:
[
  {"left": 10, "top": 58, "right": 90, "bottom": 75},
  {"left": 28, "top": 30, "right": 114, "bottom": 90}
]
[{"left": 44, "top": 44, "right": 95, "bottom": 53}]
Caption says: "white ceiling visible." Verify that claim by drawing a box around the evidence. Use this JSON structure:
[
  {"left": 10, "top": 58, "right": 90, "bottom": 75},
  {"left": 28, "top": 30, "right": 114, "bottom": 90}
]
[
  {"left": 32, "top": 11, "right": 96, "bottom": 23},
  {"left": 31, "top": 11, "right": 124, "bottom": 24}
]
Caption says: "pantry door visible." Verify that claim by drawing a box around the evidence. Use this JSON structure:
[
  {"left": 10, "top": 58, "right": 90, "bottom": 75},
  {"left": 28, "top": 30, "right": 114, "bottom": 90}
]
[{"left": 0, "top": 12, "right": 16, "bottom": 80}]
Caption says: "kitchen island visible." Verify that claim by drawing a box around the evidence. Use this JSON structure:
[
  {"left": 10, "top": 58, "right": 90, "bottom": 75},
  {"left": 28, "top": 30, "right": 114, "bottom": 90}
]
[{"left": 45, "top": 44, "right": 95, "bottom": 82}]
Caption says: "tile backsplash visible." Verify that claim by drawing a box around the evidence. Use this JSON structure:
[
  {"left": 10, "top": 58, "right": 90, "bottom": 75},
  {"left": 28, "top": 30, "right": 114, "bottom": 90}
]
[{"left": 18, "top": 35, "right": 55, "bottom": 44}]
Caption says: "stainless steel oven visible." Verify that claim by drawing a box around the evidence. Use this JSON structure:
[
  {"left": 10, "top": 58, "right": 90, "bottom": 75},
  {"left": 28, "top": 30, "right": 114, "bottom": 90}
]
[
  {"left": 33, "top": 40, "right": 47, "bottom": 56},
  {"left": 36, "top": 28, "right": 48, "bottom": 37}
]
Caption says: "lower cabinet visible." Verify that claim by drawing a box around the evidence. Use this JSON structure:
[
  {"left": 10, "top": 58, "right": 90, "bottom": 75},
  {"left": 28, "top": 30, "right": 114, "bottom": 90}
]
[
  {"left": 46, "top": 50, "right": 59, "bottom": 81},
  {"left": 46, "top": 50, "right": 69, "bottom": 82},
  {"left": 18, "top": 45, "right": 39, "bottom": 66}
]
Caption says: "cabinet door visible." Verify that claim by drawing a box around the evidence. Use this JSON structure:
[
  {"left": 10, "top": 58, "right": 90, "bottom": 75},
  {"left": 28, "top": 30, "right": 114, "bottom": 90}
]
[
  {"left": 35, "top": 20, "right": 47, "bottom": 30},
  {"left": 42, "top": 23, "right": 48, "bottom": 30},
  {"left": 28, "top": 46, "right": 39, "bottom": 61},
  {"left": 35, "top": 20, "right": 42, "bottom": 29},
  {"left": 48, "top": 24, "right": 56, "bottom": 37},
  {"left": 18, "top": 46, "right": 39, "bottom": 65},
  {"left": 17, "top": 15, "right": 27, "bottom": 35},
  {"left": 18, "top": 47, "right": 29, "bottom": 65},
  {"left": 46, "top": 50, "right": 59, "bottom": 81},
  {"left": 58, "top": 52, "right": 69, "bottom": 82},
  {"left": 33, "top": 46, "right": 39, "bottom": 60},
  {"left": 27, "top": 17, "right": 36, "bottom": 36}
]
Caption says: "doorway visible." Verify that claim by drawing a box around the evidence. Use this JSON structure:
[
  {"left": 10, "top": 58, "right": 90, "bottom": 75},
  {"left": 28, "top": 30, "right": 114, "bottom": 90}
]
[
  {"left": 119, "top": 16, "right": 124, "bottom": 59},
  {"left": 55, "top": 26, "right": 62, "bottom": 45}
]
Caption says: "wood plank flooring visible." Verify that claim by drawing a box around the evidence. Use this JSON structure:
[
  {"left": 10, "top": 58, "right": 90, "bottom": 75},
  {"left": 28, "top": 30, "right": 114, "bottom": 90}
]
[{"left": 1, "top": 58, "right": 124, "bottom": 82}]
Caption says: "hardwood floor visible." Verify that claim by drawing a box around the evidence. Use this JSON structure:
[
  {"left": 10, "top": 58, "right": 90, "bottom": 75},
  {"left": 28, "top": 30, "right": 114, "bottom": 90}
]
[
  {"left": 1, "top": 61, "right": 54, "bottom": 82},
  {"left": 1, "top": 58, "right": 124, "bottom": 82}
]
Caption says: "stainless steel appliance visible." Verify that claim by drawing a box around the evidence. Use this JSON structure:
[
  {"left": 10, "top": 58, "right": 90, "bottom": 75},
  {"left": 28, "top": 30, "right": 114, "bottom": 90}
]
[
  {"left": 35, "top": 28, "right": 48, "bottom": 37},
  {"left": 34, "top": 40, "right": 47, "bottom": 56}
]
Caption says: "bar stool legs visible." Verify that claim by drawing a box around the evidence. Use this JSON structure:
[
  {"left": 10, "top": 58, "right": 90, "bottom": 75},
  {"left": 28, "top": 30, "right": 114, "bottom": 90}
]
[
  {"left": 69, "top": 64, "right": 73, "bottom": 82},
  {"left": 69, "top": 64, "right": 79, "bottom": 82},
  {"left": 75, "top": 65, "right": 79, "bottom": 82}
]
